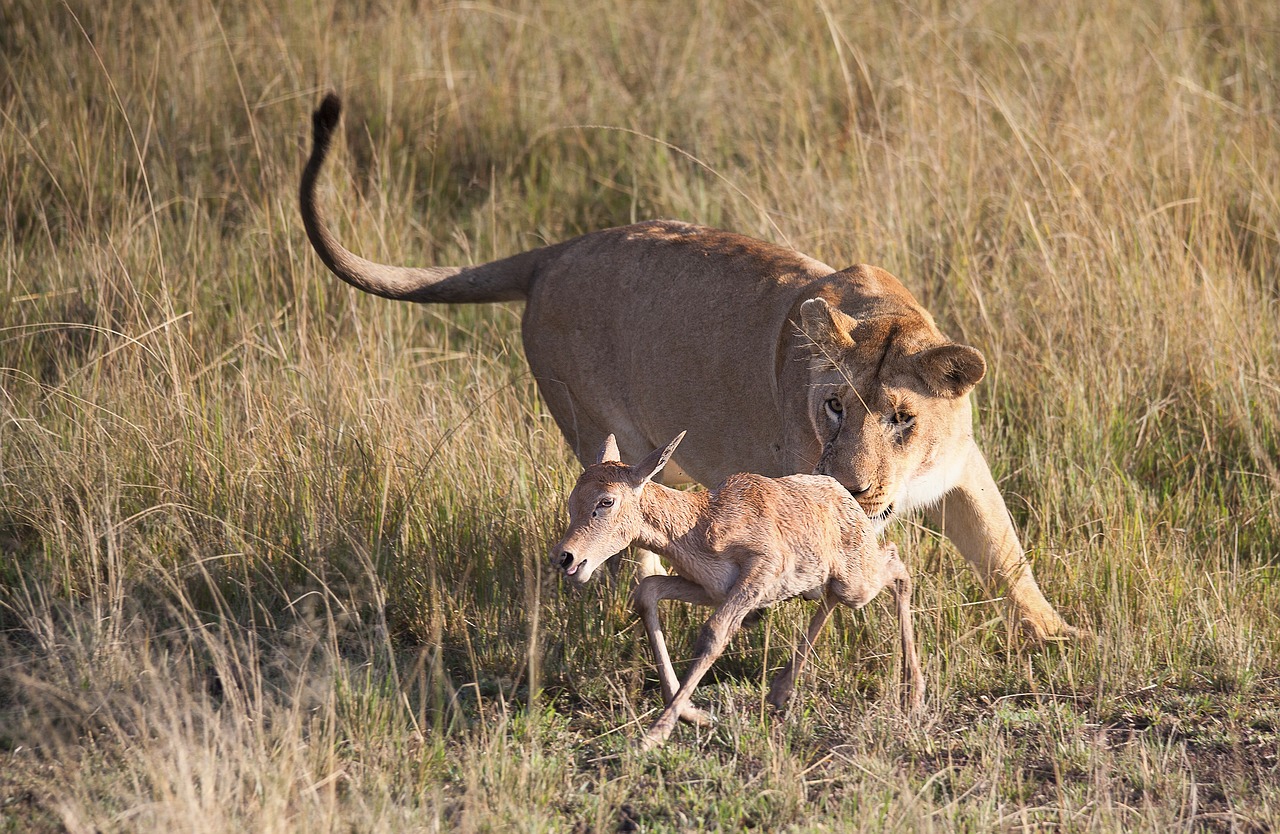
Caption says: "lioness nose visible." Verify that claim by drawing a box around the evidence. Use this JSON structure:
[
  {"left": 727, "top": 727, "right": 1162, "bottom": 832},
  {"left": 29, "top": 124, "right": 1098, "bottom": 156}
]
[
  {"left": 559, "top": 551, "right": 575, "bottom": 569},
  {"left": 851, "top": 482, "right": 873, "bottom": 496}
]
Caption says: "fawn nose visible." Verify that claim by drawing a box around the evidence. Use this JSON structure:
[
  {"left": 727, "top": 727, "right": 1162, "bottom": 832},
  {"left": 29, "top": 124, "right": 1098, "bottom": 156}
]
[{"left": 559, "top": 551, "right": 575, "bottom": 570}]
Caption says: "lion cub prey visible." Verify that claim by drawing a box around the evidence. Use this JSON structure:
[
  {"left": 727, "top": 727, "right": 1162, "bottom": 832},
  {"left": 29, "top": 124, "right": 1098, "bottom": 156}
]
[{"left": 551, "top": 432, "right": 925, "bottom": 750}]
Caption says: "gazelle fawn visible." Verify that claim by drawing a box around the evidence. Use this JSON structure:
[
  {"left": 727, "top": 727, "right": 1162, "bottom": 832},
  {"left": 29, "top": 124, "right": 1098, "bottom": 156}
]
[{"left": 551, "top": 431, "right": 926, "bottom": 751}]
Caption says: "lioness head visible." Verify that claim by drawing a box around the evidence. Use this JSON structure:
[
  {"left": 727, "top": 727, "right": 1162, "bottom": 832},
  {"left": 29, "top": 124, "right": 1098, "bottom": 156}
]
[{"left": 798, "top": 286, "right": 985, "bottom": 528}]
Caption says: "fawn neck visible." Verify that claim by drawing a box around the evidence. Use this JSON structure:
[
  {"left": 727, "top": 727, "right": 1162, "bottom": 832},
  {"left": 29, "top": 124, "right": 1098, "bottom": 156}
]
[{"left": 632, "top": 482, "right": 710, "bottom": 566}]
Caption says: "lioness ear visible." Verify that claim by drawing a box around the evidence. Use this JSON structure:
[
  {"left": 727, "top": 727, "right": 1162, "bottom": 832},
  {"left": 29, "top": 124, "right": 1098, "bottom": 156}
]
[
  {"left": 632, "top": 431, "right": 686, "bottom": 487},
  {"left": 799, "top": 298, "right": 858, "bottom": 352},
  {"left": 596, "top": 434, "right": 621, "bottom": 464},
  {"left": 916, "top": 344, "right": 986, "bottom": 398}
]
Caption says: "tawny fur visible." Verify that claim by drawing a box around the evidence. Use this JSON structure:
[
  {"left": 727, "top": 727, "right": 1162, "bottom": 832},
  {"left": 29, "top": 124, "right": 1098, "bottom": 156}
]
[
  {"left": 300, "top": 93, "right": 1076, "bottom": 642},
  {"left": 550, "top": 433, "right": 925, "bottom": 750}
]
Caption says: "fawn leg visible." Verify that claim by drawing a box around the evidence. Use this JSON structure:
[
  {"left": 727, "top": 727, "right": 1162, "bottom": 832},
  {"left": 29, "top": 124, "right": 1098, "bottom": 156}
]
[
  {"left": 640, "top": 588, "right": 762, "bottom": 751},
  {"left": 881, "top": 545, "right": 925, "bottom": 715},
  {"left": 766, "top": 589, "right": 836, "bottom": 711},
  {"left": 633, "top": 576, "right": 716, "bottom": 726}
]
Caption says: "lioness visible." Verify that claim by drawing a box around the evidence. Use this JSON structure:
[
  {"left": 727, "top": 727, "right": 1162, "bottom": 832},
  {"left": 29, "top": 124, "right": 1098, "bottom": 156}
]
[{"left": 300, "top": 94, "right": 1076, "bottom": 641}]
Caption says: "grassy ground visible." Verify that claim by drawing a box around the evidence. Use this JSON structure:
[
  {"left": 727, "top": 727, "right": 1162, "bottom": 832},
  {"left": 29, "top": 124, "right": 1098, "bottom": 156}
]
[{"left": 2, "top": 0, "right": 1278, "bottom": 830}]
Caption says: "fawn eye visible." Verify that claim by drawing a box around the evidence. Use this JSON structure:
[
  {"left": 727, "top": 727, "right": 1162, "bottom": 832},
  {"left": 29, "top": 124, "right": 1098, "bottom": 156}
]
[
  {"left": 824, "top": 397, "right": 843, "bottom": 418},
  {"left": 598, "top": 497, "right": 615, "bottom": 508}
]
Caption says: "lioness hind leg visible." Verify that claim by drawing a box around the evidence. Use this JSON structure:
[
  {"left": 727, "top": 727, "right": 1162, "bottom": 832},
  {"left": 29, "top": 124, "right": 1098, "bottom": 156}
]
[
  {"left": 636, "top": 547, "right": 667, "bottom": 577},
  {"left": 604, "top": 546, "right": 668, "bottom": 582}
]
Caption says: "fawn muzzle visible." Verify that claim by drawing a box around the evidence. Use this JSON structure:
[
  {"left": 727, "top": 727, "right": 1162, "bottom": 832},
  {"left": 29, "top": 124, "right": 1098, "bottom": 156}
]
[{"left": 552, "top": 544, "right": 592, "bottom": 583}]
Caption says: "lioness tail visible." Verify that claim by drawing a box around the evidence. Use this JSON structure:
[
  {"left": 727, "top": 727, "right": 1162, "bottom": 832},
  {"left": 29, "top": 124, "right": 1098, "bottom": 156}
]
[{"left": 300, "top": 93, "right": 540, "bottom": 303}]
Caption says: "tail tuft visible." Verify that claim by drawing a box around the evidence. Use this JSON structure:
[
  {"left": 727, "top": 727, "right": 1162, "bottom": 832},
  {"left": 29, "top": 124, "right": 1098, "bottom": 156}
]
[{"left": 312, "top": 93, "right": 342, "bottom": 151}]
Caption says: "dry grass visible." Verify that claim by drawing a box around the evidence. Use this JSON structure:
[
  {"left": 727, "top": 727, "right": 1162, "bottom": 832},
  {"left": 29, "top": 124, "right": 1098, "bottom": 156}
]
[{"left": 2, "top": 0, "right": 1278, "bottom": 830}]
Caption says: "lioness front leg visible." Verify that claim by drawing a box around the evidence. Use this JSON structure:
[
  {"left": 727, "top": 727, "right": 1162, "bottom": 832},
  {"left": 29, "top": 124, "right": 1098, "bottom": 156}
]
[{"left": 927, "top": 446, "right": 1077, "bottom": 642}]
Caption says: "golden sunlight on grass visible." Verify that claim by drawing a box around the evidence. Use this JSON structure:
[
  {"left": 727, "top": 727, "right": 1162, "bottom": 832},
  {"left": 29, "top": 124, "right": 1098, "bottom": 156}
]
[{"left": 1, "top": 1, "right": 1277, "bottom": 830}]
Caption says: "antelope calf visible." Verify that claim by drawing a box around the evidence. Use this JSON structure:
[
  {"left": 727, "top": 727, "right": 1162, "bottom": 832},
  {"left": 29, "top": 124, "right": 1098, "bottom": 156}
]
[{"left": 551, "top": 431, "right": 925, "bottom": 750}]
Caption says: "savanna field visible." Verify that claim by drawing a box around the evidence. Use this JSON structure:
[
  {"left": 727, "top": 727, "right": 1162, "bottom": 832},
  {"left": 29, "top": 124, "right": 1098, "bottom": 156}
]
[{"left": 2, "top": 1, "right": 1279, "bottom": 830}]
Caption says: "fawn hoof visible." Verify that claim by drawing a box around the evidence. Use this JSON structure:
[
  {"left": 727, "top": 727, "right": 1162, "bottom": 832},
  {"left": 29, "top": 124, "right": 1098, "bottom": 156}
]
[
  {"left": 641, "top": 717, "right": 678, "bottom": 751},
  {"left": 765, "top": 677, "right": 795, "bottom": 712}
]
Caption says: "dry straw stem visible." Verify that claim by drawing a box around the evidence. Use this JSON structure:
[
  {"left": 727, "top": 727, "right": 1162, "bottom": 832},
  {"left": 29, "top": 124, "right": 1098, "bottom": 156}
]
[{"left": 1, "top": 0, "right": 1278, "bottom": 830}]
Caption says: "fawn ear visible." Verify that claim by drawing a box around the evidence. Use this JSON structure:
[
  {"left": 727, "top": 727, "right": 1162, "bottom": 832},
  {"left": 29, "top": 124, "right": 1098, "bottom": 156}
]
[
  {"left": 596, "top": 434, "right": 621, "bottom": 464},
  {"left": 633, "top": 431, "right": 686, "bottom": 487}
]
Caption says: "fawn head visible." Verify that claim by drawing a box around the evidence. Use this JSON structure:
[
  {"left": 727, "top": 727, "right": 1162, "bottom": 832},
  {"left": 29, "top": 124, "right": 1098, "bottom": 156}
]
[{"left": 551, "top": 432, "right": 685, "bottom": 586}]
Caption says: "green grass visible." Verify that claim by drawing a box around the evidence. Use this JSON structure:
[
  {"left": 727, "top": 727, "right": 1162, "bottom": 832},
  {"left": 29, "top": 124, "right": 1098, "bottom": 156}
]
[{"left": 2, "top": 0, "right": 1279, "bottom": 830}]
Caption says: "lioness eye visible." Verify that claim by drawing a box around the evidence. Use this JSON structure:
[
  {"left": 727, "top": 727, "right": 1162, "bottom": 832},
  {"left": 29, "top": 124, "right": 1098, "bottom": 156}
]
[
  {"left": 890, "top": 412, "right": 916, "bottom": 430},
  {"left": 825, "top": 397, "right": 843, "bottom": 416}
]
